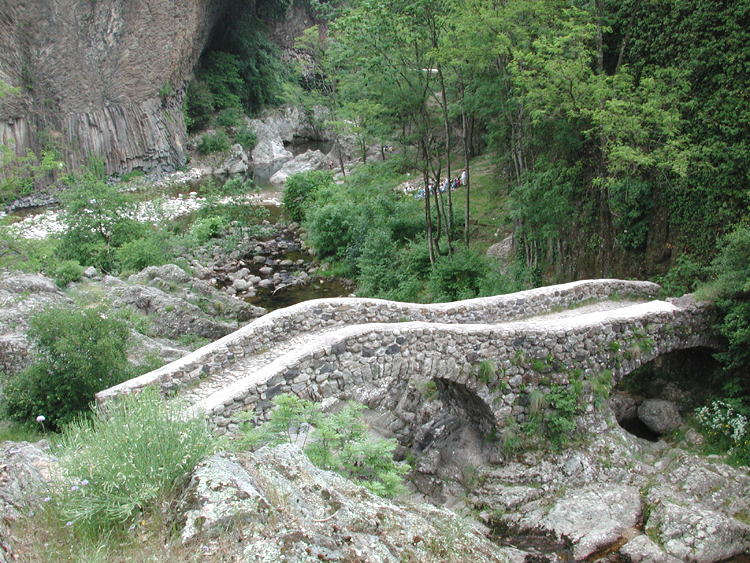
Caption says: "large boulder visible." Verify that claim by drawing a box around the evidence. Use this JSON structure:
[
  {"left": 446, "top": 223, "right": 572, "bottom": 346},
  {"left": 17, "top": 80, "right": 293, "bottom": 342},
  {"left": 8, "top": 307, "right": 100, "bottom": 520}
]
[
  {"left": 645, "top": 500, "right": 750, "bottom": 562},
  {"left": 112, "top": 285, "right": 236, "bottom": 340},
  {"left": 521, "top": 484, "right": 642, "bottom": 560},
  {"left": 247, "top": 104, "right": 328, "bottom": 144},
  {"left": 269, "top": 149, "right": 328, "bottom": 185},
  {"left": 251, "top": 138, "right": 293, "bottom": 166},
  {"left": 213, "top": 143, "right": 250, "bottom": 175},
  {"left": 642, "top": 449, "right": 750, "bottom": 562},
  {"left": 0, "top": 441, "right": 55, "bottom": 563},
  {"left": 128, "top": 264, "right": 193, "bottom": 285},
  {"left": 637, "top": 399, "right": 683, "bottom": 434},
  {"left": 180, "top": 445, "right": 515, "bottom": 562},
  {"left": 620, "top": 534, "right": 683, "bottom": 563}
]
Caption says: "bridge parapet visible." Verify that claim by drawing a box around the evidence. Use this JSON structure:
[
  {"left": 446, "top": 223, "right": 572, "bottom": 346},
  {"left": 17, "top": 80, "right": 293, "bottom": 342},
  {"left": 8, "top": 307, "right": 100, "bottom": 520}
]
[
  {"left": 97, "top": 279, "right": 660, "bottom": 404},
  {"left": 197, "top": 294, "right": 717, "bottom": 442}
]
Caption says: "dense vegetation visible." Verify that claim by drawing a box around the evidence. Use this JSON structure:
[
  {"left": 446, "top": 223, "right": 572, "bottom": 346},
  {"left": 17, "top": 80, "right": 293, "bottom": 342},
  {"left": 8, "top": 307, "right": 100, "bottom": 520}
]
[{"left": 0, "top": 3, "right": 750, "bottom": 558}]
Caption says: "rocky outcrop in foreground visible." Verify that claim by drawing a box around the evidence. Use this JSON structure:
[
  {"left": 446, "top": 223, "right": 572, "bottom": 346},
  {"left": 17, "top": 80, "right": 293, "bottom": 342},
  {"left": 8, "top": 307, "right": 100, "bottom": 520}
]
[{"left": 179, "top": 444, "right": 518, "bottom": 563}]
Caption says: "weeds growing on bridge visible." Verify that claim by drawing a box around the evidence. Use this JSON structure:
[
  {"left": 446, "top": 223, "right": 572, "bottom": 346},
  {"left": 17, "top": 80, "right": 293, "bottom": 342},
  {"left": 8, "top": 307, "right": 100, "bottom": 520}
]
[{"left": 476, "top": 360, "right": 496, "bottom": 384}]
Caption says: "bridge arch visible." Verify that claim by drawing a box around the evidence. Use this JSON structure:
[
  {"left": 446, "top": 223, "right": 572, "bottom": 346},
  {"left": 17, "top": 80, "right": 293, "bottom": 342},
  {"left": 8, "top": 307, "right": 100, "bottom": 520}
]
[{"left": 96, "top": 280, "right": 718, "bottom": 446}]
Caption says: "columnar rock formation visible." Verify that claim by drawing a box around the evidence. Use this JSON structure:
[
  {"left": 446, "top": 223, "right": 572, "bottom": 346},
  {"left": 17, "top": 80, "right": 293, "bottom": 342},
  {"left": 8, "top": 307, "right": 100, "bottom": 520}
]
[{"left": 0, "top": 0, "right": 228, "bottom": 176}]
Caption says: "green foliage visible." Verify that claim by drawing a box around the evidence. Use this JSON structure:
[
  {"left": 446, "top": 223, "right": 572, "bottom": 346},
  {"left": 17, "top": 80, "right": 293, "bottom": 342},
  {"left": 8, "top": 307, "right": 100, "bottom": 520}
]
[
  {"left": 608, "top": 178, "right": 653, "bottom": 251},
  {"left": 52, "top": 259, "right": 84, "bottom": 287},
  {"left": 191, "top": 177, "right": 268, "bottom": 248},
  {"left": 58, "top": 169, "right": 147, "bottom": 273},
  {"left": 241, "top": 394, "right": 409, "bottom": 497},
  {"left": 216, "top": 107, "right": 244, "bottom": 128},
  {"left": 0, "top": 141, "right": 64, "bottom": 203},
  {"left": 0, "top": 305, "right": 135, "bottom": 430},
  {"left": 119, "top": 169, "right": 145, "bottom": 183},
  {"left": 47, "top": 388, "right": 215, "bottom": 535},
  {"left": 476, "top": 360, "right": 496, "bottom": 384},
  {"left": 197, "top": 130, "right": 231, "bottom": 154},
  {"left": 428, "top": 250, "right": 514, "bottom": 302},
  {"left": 695, "top": 400, "right": 750, "bottom": 466},
  {"left": 234, "top": 127, "right": 258, "bottom": 151},
  {"left": 197, "top": 9, "right": 284, "bottom": 117},
  {"left": 356, "top": 227, "right": 400, "bottom": 296},
  {"left": 656, "top": 254, "right": 707, "bottom": 297},
  {"left": 544, "top": 382, "right": 581, "bottom": 450},
  {"left": 158, "top": 81, "right": 173, "bottom": 98},
  {"left": 184, "top": 79, "right": 214, "bottom": 133},
  {"left": 114, "top": 233, "right": 171, "bottom": 273},
  {"left": 0, "top": 231, "right": 58, "bottom": 275},
  {"left": 200, "top": 51, "right": 244, "bottom": 111},
  {"left": 528, "top": 389, "right": 548, "bottom": 415},
  {"left": 283, "top": 170, "right": 334, "bottom": 223},
  {"left": 0, "top": 422, "right": 43, "bottom": 443},
  {"left": 188, "top": 216, "right": 227, "bottom": 244},
  {"left": 708, "top": 227, "right": 750, "bottom": 397}
]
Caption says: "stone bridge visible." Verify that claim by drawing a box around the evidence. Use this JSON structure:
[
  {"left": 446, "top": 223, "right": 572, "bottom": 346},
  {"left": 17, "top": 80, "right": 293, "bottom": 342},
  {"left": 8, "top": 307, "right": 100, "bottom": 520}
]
[{"left": 97, "top": 279, "right": 718, "bottom": 442}]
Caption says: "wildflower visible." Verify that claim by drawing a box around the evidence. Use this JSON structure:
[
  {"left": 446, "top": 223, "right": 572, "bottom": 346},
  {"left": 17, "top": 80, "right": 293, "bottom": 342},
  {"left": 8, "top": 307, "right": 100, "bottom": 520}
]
[
  {"left": 65, "top": 521, "right": 72, "bottom": 527},
  {"left": 71, "top": 485, "right": 79, "bottom": 491},
  {"left": 43, "top": 497, "right": 51, "bottom": 502},
  {"left": 81, "top": 479, "right": 89, "bottom": 486},
  {"left": 36, "top": 415, "right": 46, "bottom": 423}
]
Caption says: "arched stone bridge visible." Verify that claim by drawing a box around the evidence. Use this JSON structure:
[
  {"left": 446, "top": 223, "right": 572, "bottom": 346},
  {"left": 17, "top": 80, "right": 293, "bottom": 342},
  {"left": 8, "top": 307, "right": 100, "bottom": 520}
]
[{"left": 97, "top": 279, "right": 718, "bottom": 439}]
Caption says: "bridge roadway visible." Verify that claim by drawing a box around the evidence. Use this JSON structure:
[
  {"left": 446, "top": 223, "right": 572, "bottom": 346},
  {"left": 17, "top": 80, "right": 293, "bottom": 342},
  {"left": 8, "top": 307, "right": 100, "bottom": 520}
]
[{"left": 97, "top": 279, "right": 716, "bottom": 436}]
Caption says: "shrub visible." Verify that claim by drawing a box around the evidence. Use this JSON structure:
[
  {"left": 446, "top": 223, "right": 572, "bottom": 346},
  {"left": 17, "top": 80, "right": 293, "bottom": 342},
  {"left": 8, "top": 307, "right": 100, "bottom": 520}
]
[
  {"left": 119, "top": 169, "right": 145, "bottom": 183},
  {"left": 114, "top": 235, "right": 170, "bottom": 272},
  {"left": 188, "top": 216, "right": 227, "bottom": 243},
  {"left": 708, "top": 227, "right": 750, "bottom": 397},
  {"left": 52, "top": 259, "right": 84, "bottom": 287},
  {"left": 356, "top": 228, "right": 400, "bottom": 296},
  {"left": 234, "top": 127, "right": 258, "bottom": 151},
  {"left": 656, "top": 253, "right": 706, "bottom": 297},
  {"left": 47, "top": 388, "right": 215, "bottom": 534},
  {"left": 200, "top": 51, "right": 244, "bottom": 110},
  {"left": 0, "top": 305, "right": 135, "bottom": 430},
  {"left": 428, "top": 250, "right": 488, "bottom": 302},
  {"left": 241, "top": 394, "right": 409, "bottom": 497},
  {"left": 216, "top": 106, "right": 244, "bottom": 128},
  {"left": 197, "top": 130, "right": 232, "bottom": 154},
  {"left": 283, "top": 170, "right": 334, "bottom": 223},
  {"left": 58, "top": 170, "right": 147, "bottom": 273},
  {"left": 184, "top": 79, "right": 214, "bottom": 133},
  {"left": 695, "top": 400, "right": 750, "bottom": 466}
]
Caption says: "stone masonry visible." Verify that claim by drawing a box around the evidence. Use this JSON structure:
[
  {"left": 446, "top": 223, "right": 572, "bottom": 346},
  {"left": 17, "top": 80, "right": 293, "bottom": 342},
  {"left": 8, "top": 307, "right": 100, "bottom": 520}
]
[{"left": 97, "top": 280, "right": 717, "bottom": 440}]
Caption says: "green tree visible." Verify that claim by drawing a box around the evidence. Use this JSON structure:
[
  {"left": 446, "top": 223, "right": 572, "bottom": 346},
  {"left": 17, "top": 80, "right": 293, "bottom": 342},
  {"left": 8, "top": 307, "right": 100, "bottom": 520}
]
[
  {"left": 1, "top": 305, "right": 135, "bottom": 430},
  {"left": 58, "top": 167, "right": 147, "bottom": 273}
]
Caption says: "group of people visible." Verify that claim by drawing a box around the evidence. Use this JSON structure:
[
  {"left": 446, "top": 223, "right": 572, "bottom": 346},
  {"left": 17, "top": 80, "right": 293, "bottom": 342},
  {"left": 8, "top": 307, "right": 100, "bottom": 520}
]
[{"left": 401, "top": 170, "right": 468, "bottom": 199}]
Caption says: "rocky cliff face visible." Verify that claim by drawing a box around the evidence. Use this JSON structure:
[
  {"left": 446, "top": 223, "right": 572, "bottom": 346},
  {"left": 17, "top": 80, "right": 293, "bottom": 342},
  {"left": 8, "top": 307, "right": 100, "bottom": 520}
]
[{"left": 0, "top": 0, "right": 228, "bottom": 176}]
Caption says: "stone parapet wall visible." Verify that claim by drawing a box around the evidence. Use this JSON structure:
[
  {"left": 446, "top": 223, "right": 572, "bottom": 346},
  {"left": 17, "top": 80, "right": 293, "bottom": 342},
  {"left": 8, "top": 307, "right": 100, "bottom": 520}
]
[
  {"left": 97, "top": 279, "right": 661, "bottom": 404},
  {"left": 198, "top": 296, "right": 715, "bottom": 439}
]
